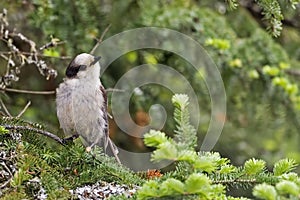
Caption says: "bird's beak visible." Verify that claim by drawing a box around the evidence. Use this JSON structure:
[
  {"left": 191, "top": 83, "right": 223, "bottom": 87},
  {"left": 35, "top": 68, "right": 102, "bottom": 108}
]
[{"left": 90, "top": 56, "right": 101, "bottom": 66}]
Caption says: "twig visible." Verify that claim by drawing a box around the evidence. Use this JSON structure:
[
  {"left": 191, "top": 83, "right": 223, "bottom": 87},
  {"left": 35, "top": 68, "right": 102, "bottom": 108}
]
[
  {"left": 0, "top": 155, "right": 17, "bottom": 161},
  {"left": 107, "top": 113, "right": 113, "bottom": 119},
  {"left": 0, "top": 98, "right": 12, "bottom": 117},
  {"left": 9, "top": 32, "right": 37, "bottom": 53},
  {"left": 1, "top": 88, "right": 56, "bottom": 95},
  {"left": 5, "top": 54, "right": 11, "bottom": 74},
  {"left": 90, "top": 24, "right": 112, "bottom": 54},
  {"left": 0, "top": 54, "right": 15, "bottom": 73},
  {"left": 17, "top": 101, "right": 31, "bottom": 118},
  {"left": 213, "top": 178, "right": 257, "bottom": 184},
  {"left": 285, "top": 69, "right": 300, "bottom": 77},
  {"left": 0, "top": 162, "right": 13, "bottom": 176},
  {"left": 3, "top": 125, "right": 64, "bottom": 145},
  {"left": 105, "top": 88, "right": 125, "bottom": 93},
  {"left": 0, "top": 177, "right": 12, "bottom": 189},
  {"left": 39, "top": 41, "right": 66, "bottom": 51},
  {"left": 0, "top": 51, "right": 72, "bottom": 60},
  {"left": 0, "top": 161, "right": 13, "bottom": 189}
]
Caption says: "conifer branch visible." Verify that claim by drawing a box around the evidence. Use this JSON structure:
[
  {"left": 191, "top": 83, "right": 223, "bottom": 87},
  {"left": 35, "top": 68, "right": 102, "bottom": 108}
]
[{"left": 140, "top": 94, "right": 300, "bottom": 199}]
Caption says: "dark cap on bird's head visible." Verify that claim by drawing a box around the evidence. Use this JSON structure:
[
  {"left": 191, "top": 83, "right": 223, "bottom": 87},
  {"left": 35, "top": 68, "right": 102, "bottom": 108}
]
[{"left": 66, "top": 53, "right": 101, "bottom": 78}]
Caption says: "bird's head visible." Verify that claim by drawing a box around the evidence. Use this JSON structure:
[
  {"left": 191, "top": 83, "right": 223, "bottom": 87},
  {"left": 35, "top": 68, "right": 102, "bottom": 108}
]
[{"left": 65, "top": 53, "right": 101, "bottom": 79}]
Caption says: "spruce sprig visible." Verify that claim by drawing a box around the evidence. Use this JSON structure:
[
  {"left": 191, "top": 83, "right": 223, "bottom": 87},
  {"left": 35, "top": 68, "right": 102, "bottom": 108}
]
[{"left": 139, "top": 94, "right": 300, "bottom": 200}]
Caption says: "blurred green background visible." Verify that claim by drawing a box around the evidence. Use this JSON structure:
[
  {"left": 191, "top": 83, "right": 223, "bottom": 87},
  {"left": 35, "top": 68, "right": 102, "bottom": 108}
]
[{"left": 1, "top": 0, "right": 300, "bottom": 170}]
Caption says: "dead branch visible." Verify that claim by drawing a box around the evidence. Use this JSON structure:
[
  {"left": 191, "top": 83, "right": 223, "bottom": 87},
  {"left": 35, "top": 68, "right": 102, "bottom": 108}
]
[
  {"left": 285, "top": 69, "right": 300, "bottom": 77},
  {"left": 105, "top": 88, "right": 125, "bottom": 93},
  {"left": 1, "top": 88, "right": 56, "bottom": 95},
  {"left": 0, "top": 98, "right": 11, "bottom": 117},
  {"left": 40, "top": 40, "right": 66, "bottom": 51},
  {"left": 0, "top": 161, "right": 13, "bottom": 189},
  {"left": 0, "top": 177, "right": 12, "bottom": 189},
  {"left": 0, "top": 51, "right": 72, "bottom": 60},
  {"left": 17, "top": 101, "right": 31, "bottom": 118},
  {"left": 3, "top": 124, "right": 64, "bottom": 145},
  {"left": 90, "top": 24, "right": 111, "bottom": 54}
]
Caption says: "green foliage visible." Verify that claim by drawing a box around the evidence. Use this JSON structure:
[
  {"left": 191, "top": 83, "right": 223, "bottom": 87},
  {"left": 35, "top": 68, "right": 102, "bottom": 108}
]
[
  {"left": 225, "top": 0, "right": 238, "bottom": 10},
  {"left": 273, "top": 158, "right": 298, "bottom": 176},
  {"left": 137, "top": 173, "right": 224, "bottom": 199},
  {"left": 1, "top": 1, "right": 300, "bottom": 198},
  {"left": 152, "top": 141, "right": 178, "bottom": 161},
  {"left": 276, "top": 180, "right": 299, "bottom": 196},
  {"left": 253, "top": 177, "right": 300, "bottom": 200},
  {"left": 161, "top": 178, "right": 184, "bottom": 195},
  {"left": 2, "top": 0, "right": 300, "bottom": 174},
  {"left": 184, "top": 173, "right": 212, "bottom": 194},
  {"left": 0, "top": 117, "right": 143, "bottom": 199},
  {"left": 243, "top": 158, "right": 266, "bottom": 175},
  {"left": 0, "top": 126, "right": 9, "bottom": 134},
  {"left": 139, "top": 94, "right": 300, "bottom": 199},
  {"left": 254, "top": 0, "right": 283, "bottom": 37},
  {"left": 205, "top": 38, "right": 231, "bottom": 51},
  {"left": 131, "top": 0, "right": 300, "bottom": 168},
  {"left": 172, "top": 94, "right": 197, "bottom": 150},
  {"left": 144, "top": 130, "right": 169, "bottom": 147},
  {"left": 29, "top": 0, "right": 103, "bottom": 55},
  {"left": 144, "top": 94, "right": 198, "bottom": 162},
  {"left": 253, "top": 183, "right": 277, "bottom": 200},
  {"left": 227, "top": 0, "right": 299, "bottom": 37}
]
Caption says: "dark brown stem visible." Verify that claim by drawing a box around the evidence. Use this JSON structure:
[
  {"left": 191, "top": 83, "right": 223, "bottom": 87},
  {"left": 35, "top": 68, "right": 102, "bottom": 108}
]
[
  {"left": 1, "top": 88, "right": 56, "bottom": 95},
  {"left": 0, "top": 51, "right": 71, "bottom": 60},
  {"left": 285, "top": 69, "right": 300, "bottom": 77},
  {"left": 3, "top": 125, "right": 64, "bottom": 145},
  {"left": 0, "top": 162, "right": 13, "bottom": 189},
  {"left": 17, "top": 101, "right": 31, "bottom": 118},
  {"left": 90, "top": 24, "right": 112, "bottom": 54},
  {"left": 0, "top": 98, "right": 12, "bottom": 117},
  {"left": 105, "top": 88, "right": 125, "bottom": 93},
  {"left": 213, "top": 178, "right": 257, "bottom": 184}
]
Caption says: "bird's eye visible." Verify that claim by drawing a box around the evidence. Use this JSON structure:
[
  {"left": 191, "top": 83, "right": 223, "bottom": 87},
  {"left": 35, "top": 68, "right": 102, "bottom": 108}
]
[{"left": 79, "top": 65, "right": 87, "bottom": 71}]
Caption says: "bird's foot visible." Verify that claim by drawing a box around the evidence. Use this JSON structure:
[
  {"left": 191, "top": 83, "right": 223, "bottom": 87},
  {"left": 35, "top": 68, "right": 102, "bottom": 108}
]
[
  {"left": 86, "top": 143, "right": 96, "bottom": 152},
  {"left": 62, "top": 134, "right": 79, "bottom": 144}
]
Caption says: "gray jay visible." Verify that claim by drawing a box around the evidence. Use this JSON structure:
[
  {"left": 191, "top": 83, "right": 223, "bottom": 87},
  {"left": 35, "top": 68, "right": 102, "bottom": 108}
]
[{"left": 56, "top": 53, "right": 120, "bottom": 164}]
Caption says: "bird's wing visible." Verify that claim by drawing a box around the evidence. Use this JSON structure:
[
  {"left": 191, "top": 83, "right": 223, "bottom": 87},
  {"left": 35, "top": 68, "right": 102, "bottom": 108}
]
[
  {"left": 99, "top": 85, "right": 119, "bottom": 156},
  {"left": 99, "top": 85, "right": 109, "bottom": 139}
]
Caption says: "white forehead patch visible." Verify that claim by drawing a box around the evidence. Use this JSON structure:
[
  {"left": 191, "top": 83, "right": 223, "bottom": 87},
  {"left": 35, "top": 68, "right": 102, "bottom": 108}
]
[{"left": 73, "top": 53, "right": 94, "bottom": 65}]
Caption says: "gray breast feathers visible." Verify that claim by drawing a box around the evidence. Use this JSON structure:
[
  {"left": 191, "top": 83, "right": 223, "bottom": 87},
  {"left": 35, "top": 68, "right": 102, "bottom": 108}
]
[{"left": 56, "top": 79, "right": 108, "bottom": 148}]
